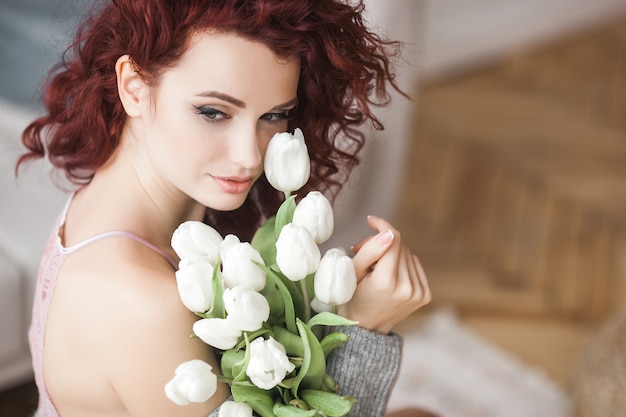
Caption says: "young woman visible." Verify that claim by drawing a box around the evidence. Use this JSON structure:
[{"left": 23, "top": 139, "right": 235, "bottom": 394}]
[{"left": 18, "top": 1, "right": 431, "bottom": 416}]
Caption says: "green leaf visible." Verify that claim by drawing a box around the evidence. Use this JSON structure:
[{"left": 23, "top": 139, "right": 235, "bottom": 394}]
[
  {"left": 304, "top": 274, "right": 315, "bottom": 303},
  {"left": 287, "top": 399, "right": 307, "bottom": 409},
  {"left": 235, "top": 327, "right": 271, "bottom": 350},
  {"left": 273, "top": 402, "right": 318, "bottom": 417},
  {"left": 319, "top": 332, "right": 350, "bottom": 358},
  {"left": 231, "top": 384, "right": 277, "bottom": 417},
  {"left": 221, "top": 349, "right": 245, "bottom": 380},
  {"left": 281, "top": 272, "right": 306, "bottom": 322},
  {"left": 220, "top": 349, "right": 245, "bottom": 379},
  {"left": 252, "top": 216, "right": 278, "bottom": 265},
  {"left": 205, "top": 259, "right": 225, "bottom": 319},
  {"left": 278, "top": 377, "right": 295, "bottom": 390},
  {"left": 321, "top": 374, "right": 338, "bottom": 393},
  {"left": 232, "top": 333, "right": 253, "bottom": 383},
  {"left": 301, "top": 389, "right": 357, "bottom": 417},
  {"left": 272, "top": 325, "right": 304, "bottom": 357},
  {"left": 283, "top": 386, "right": 295, "bottom": 403},
  {"left": 275, "top": 195, "right": 297, "bottom": 237},
  {"left": 292, "top": 319, "right": 326, "bottom": 397},
  {"left": 264, "top": 289, "right": 286, "bottom": 323},
  {"left": 257, "top": 263, "right": 298, "bottom": 334},
  {"left": 307, "top": 312, "right": 358, "bottom": 329}
]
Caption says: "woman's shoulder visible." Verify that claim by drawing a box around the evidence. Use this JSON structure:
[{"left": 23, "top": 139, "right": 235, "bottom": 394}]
[
  {"left": 52, "top": 232, "right": 229, "bottom": 416},
  {"left": 56, "top": 234, "right": 211, "bottom": 373},
  {"left": 56, "top": 189, "right": 184, "bottom": 326},
  {"left": 75, "top": 235, "right": 176, "bottom": 290},
  {"left": 58, "top": 235, "right": 183, "bottom": 325}
]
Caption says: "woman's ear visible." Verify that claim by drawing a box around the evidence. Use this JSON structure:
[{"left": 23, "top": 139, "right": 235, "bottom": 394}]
[{"left": 116, "top": 55, "right": 146, "bottom": 118}]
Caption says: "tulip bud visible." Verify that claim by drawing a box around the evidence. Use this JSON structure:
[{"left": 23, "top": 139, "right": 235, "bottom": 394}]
[
  {"left": 310, "top": 296, "right": 333, "bottom": 313},
  {"left": 175, "top": 258, "right": 214, "bottom": 313},
  {"left": 220, "top": 234, "right": 266, "bottom": 291},
  {"left": 193, "top": 317, "right": 242, "bottom": 350},
  {"left": 164, "top": 359, "right": 217, "bottom": 405},
  {"left": 275, "top": 223, "right": 321, "bottom": 281},
  {"left": 223, "top": 286, "right": 270, "bottom": 332},
  {"left": 264, "top": 128, "right": 311, "bottom": 194},
  {"left": 292, "top": 191, "right": 334, "bottom": 244},
  {"left": 314, "top": 248, "right": 357, "bottom": 305},
  {"left": 246, "top": 337, "right": 296, "bottom": 390},
  {"left": 219, "top": 401, "right": 254, "bottom": 417},
  {"left": 171, "top": 221, "right": 223, "bottom": 264}
]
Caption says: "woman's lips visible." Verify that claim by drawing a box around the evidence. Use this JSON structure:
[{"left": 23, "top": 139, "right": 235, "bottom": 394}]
[{"left": 211, "top": 175, "right": 254, "bottom": 194}]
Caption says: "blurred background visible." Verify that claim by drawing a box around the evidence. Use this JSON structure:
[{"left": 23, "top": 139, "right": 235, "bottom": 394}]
[{"left": 1, "top": 0, "right": 626, "bottom": 416}]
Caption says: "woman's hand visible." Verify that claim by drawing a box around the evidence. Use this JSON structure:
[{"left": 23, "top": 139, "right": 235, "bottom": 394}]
[{"left": 339, "top": 215, "right": 431, "bottom": 334}]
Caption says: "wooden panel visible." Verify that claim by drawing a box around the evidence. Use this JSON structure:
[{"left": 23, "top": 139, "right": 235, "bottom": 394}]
[{"left": 398, "top": 16, "right": 626, "bottom": 323}]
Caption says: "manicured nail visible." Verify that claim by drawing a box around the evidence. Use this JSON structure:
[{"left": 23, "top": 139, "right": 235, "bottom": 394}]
[{"left": 376, "top": 229, "right": 394, "bottom": 245}]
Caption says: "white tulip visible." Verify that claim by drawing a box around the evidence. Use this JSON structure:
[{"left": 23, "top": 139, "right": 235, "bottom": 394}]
[
  {"left": 275, "top": 223, "right": 321, "bottom": 282},
  {"left": 219, "top": 401, "right": 254, "bottom": 417},
  {"left": 310, "top": 296, "right": 333, "bottom": 313},
  {"left": 292, "top": 191, "right": 334, "bottom": 244},
  {"left": 246, "top": 337, "right": 295, "bottom": 390},
  {"left": 220, "top": 234, "right": 266, "bottom": 291},
  {"left": 172, "top": 221, "right": 223, "bottom": 264},
  {"left": 164, "top": 359, "right": 217, "bottom": 405},
  {"left": 175, "top": 258, "right": 214, "bottom": 313},
  {"left": 264, "top": 128, "right": 311, "bottom": 194},
  {"left": 193, "top": 318, "right": 242, "bottom": 350},
  {"left": 314, "top": 248, "right": 357, "bottom": 305},
  {"left": 223, "top": 286, "right": 270, "bottom": 332}
]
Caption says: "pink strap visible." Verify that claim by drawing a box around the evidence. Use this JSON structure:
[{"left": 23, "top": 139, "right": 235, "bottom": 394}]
[
  {"left": 61, "top": 230, "right": 179, "bottom": 270},
  {"left": 56, "top": 194, "right": 178, "bottom": 270}
]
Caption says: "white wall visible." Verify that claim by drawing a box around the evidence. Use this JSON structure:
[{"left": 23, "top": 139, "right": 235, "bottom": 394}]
[{"left": 420, "top": 0, "right": 626, "bottom": 80}]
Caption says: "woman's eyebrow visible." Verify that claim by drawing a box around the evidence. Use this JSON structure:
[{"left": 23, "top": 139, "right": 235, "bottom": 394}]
[
  {"left": 195, "top": 91, "right": 246, "bottom": 108},
  {"left": 271, "top": 97, "right": 298, "bottom": 111},
  {"left": 195, "top": 91, "right": 297, "bottom": 111}
]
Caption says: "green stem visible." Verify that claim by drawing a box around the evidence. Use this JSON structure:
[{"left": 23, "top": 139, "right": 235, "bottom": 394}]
[
  {"left": 300, "top": 280, "right": 311, "bottom": 322},
  {"left": 217, "top": 375, "right": 234, "bottom": 385},
  {"left": 330, "top": 305, "right": 338, "bottom": 334}
]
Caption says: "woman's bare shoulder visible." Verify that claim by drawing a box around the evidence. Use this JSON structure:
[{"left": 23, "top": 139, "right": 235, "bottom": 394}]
[
  {"left": 58, "top": 235, "right": 189, "bottom": 330},
  {"left": 55, "top": 236, "right": 229, "bottom": 415}
]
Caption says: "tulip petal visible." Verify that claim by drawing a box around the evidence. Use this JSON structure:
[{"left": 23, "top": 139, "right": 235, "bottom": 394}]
[{"left": 164, "top": 359, "right": 217, "bottom": 405}]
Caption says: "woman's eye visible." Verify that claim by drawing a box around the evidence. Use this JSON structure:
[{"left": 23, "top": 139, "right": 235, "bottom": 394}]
[
  {"left": 194, "top": 106, "right": 229, "bottom": 122},
  {"left": 261, "top": 112, "right": 292, "bottom": 124}
]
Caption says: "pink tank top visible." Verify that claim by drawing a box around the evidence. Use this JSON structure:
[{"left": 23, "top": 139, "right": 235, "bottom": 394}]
[{"left": 28, "top": 197, "right": 178, "bottom": 416}]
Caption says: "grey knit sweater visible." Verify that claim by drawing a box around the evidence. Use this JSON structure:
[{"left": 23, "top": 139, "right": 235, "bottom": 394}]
[{"left": 209, "top": 325, "right": 403, "bottom": 416}]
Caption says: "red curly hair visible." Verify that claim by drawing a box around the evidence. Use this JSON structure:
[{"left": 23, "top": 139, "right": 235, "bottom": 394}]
[{"left": 18, "top": 0, "right": 404, "bottom": 240}]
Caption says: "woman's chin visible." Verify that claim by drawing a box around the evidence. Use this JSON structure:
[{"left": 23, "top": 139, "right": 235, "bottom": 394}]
[{"left": 201, "top": 194, "right": 250, "bottom": 213}]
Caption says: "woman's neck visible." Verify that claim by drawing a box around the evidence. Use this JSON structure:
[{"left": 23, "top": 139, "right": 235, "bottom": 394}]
[{"left": 65, "top": 145, "right": 206, "bottom": 250}]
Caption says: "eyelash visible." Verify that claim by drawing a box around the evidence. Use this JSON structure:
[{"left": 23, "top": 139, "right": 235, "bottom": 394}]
[
  {"left": 260, "top": 111, "right": 293, "bottom": 124},
  {"left": 194, "top": 106, "right": 293, "bottom": 124},
  {"left": 194, "top": 106, "right": 229, "bottom": 122}
]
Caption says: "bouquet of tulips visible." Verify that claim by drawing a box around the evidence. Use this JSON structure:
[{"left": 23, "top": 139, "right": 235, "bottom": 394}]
[{"left": 164, "top": 129, "right": 360, "bottom": 417}]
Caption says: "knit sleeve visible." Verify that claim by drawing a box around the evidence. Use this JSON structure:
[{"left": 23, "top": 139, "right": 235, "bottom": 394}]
[
  {"left": 211, "top": 326, "right": 402, "bottom": 417},
  {"left": 326, "top": 325, "right": 403, "bottom": 417}
]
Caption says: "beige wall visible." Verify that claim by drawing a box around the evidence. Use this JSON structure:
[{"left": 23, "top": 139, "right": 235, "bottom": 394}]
[{"left": 420, "top": 0, "right": 626, "bottom": 80}]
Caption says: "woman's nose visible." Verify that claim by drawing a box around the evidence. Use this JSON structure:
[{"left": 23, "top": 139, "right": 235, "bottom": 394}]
[{"left": 230, "top": 125, "right": 263, "bottom": 170}]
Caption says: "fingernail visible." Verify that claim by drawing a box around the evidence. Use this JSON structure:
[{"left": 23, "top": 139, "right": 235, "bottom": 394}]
[{"left": 376, "top": 229, "right": 394, "bottom": 245}]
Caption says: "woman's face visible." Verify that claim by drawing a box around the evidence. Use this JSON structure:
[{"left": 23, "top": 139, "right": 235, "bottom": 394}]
[{"left": 133, "top": 32, "right": 300, "bottom": 212}]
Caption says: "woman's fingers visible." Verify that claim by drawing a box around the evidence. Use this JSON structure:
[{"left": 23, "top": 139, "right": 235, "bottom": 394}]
[
  {"left": 351, "top": 216, "right": 397, "bottom": 281},
  {"left": 351, "top": 235, "right": 372, "bottom": 254},
  {"left": 345, "top": 215, "right": 431, "bottom": 333},
  {"left": 414, "top": 254, "right": 431, "bottom": 303}
]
